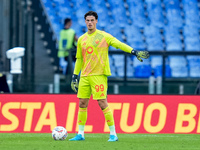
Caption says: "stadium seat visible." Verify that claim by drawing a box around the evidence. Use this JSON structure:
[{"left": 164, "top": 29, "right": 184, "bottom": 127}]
[
  {"left": 124, "top": 25, "right": 141, "bottom": 37},
  {"left": 90, "top": 0, "right": 106, "bottom": 5},
  {"left": 164, "top": 0, "right": 183, "bottom": 28},
  {"left": 146, "top": 39, "right": 164, "bottom": 51},
  {"left": 145, "top": 0, "right": 160, "bottom": 3},
  {"left": 187, "top": 56, "right": 200, "bottom": 66},
  {"left": 110, "top": 64, "right": 117, "bottom": 77},
  {"left": 93, "top": 7, "right": 110, "bottom": 27},
  {"left": 144, "top": 25, "right": 164, "bottom": 51},
  {"left": 150, "top": 56, "right": 171, "bottom": 77},
  {"left": 112, "top": 54, "right": 125, "bottom": 77},
  {"left": 104, "top": 24, "right": 124, "bottom": 41},
  {"left": 112, "top": 55, "right": 125, "bottom": 67},
  {"left": 164, "top": 0, "right": 181, "bottom": 11},
  {"left": 183, "top": 0, "right": 199, "bottom": 27},
  {"left": 144, "top": 25, "right": 160, "bottom": 38},
  {"left": 171, "top": 67, "right": 188, "bottom": 77},
  {"left": 116, "top": 66, "right": 125, "bottom": 77},
  {"left": 166, "top": 41, "right": 182, "bottom": 51},
  {"left": 184, "top": 38, "right": 200, "bottom": 51},
  {"left": 183, "top": 1, "right": 199, "bottom": 28},
  {"left": 182, "top": 0, "right": 199, "bottom": 12},
  {"left": 109, "top": 56, "right": 117, "bottom": 77},
  {"left": 151, "top": 56, "right": 163, "bottom": 68},
  {"left": 75, "top": 5, "right": 89, "bottom": 18},
  {"left": 127, "top": 0, "right": 147, "bottom": 28},
  {"left": 145, "top": 0, "right": 164, "bottom": 28},
  {"left": 109, "top": 55, "right": 114, "bottom": 65},
  {"left": 154, "top": 65, "right": 171, "bottom": 78},
  {"left": 183, "top": 26, "right": 199, "bottom": 37},
  {"left": 182, "top": 0, "right": 198, "bottom": 6},
  {"left": 166, "top": 10, "right": 183, "bottom": 28},
  {"left": 189, "top": 66, "right": 200, "bottom": 77},
  {"left": 110, "top": 66, "right": 117, "bottom": 77},
  {"left": 126, "top": 56, "right": 134, "bottom": 77},
  {"left": 124, "top": 25, "right": 144, "bottom": 47},
  {"left": 107, "top": 0, "right": 128, "bottom": 27},
  {"left": 128, "top": 41, "right": 146, "bottom": 50},
  {"left": 56, "top": 6, "right": 73, "bottom": 20},
  {"left": 169, "top": 56, "right": 187, "bottom": 67},
  {"left": 108, "top": 0, "right": 124, "bottom": 6},
  {"left": 127, "top": 64, "right": 134, "bottom": 77},
  {"left": 164, "top": 26, "right": 180, "bottom": 40},
  {"left": 164, "top": 26, "right": 182, "bottom": 51},
  {"left": 134, "top": 65, "right": 151, "bottom": 78},
  {"left": 187, "top": 56, "right": 200, "bottom": 77},
  {"left": 168, "top": 56, "right": 188, "bottom": 77},
  {"left": 133, "top": 57, "right": 151, "bottom": 78},
  {"left": 184, "top": 10, "right": 200, "bottom": 27},
  {"left": 53, "top": 0, "right": 71, "bottom": 9}
]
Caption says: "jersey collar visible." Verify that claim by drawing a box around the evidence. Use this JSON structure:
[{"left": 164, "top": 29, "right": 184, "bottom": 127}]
[{"left": 87, "top": 29, "right": 98, "bottom": 36}]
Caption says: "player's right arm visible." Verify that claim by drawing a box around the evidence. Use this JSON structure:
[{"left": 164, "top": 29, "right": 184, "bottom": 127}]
[
  {"left": 71, "top": 38, "right": 83, "bottom": 93},
  {"left": 73, "top": 37, "right": 83, "bottom": 75}
]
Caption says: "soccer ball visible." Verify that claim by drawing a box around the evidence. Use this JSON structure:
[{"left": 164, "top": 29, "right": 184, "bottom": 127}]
[{"left": 52, "top": 126, "right": 68, "bottom": 140}]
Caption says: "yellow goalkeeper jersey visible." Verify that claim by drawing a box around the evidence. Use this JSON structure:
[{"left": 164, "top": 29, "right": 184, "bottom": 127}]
[{"left": 75, "top": 29, "right": 133, "bottom": 76}]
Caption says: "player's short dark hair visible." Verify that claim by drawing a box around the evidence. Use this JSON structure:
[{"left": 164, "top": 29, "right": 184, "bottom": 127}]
[
  {"left": 84, "top": 11, "right": 98, "bottom": 20},
  {"left": 64, "top": 18, "right": 71, "bottom": 25}
]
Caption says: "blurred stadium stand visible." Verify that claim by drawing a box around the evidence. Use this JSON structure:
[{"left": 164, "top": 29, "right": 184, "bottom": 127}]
[
  {"left": 41, "top": 0, "right": 200, "bottom": 78},
  {"left": 0, "top": 0, "right": 200, "bottom": 94}
]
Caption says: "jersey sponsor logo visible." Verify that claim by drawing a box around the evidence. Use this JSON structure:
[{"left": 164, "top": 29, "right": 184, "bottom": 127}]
[
  {"left": 83, "top": 42, "right": 86, "bottom": 46},
  {"left": 86, "top": 46, "right": 93, "bottom": 54}
]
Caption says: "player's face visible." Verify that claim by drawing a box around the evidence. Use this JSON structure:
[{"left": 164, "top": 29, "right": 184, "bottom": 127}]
[{"left": 85, "top": 16, "right": 97, "bottom": 30}]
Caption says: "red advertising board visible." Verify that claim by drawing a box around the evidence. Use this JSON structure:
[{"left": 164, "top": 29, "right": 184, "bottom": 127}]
[{"left": 0, "top": 94, "right": 200, "bottom": 133}]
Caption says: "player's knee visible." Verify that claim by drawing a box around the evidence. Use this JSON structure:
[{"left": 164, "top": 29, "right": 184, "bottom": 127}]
[
  {"left": 98, "top": 99, "right": 108, "bottom": 110},
  {"left": 79, "top": 98, "right": 89, "bottom": 108}
]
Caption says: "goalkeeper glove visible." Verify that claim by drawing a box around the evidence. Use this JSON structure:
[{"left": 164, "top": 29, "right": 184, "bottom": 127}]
[
  {"left": 131, "top": 50, "right": 149, "bottom": 62},
  {"left": 71, "top": 74, "right": 78, "bottom": 93}
]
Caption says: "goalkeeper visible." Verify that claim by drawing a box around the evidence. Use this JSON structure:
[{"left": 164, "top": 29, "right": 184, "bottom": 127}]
[{"left": 70, "top": 11, "right": 149, "bottom": 142}]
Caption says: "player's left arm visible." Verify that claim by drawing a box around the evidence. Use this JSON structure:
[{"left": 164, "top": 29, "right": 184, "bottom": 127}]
[{"left": 104, "top": 33, "right": 149, "bottom": 62}]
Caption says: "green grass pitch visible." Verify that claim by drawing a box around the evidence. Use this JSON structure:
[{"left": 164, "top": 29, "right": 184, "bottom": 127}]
[{"left": 0, "top": 133, "right": 200, "bottom": 150}]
